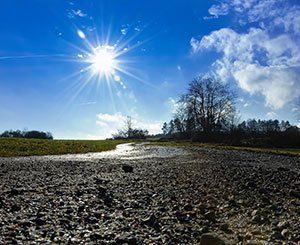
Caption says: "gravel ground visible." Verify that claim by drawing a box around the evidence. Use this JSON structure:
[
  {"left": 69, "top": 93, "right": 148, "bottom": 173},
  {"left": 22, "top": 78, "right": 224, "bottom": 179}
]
[{"left": 0, "top": 143, "right": 299, "bottom": 244}]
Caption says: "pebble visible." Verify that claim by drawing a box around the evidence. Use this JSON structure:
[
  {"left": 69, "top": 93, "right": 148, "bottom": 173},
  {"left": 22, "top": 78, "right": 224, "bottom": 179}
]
[
  {"left": 200, "top": 233, "right": 227, "bottom": 245},
  {"left": 122, "top": 164, "right": 134, "bottom": 173}
]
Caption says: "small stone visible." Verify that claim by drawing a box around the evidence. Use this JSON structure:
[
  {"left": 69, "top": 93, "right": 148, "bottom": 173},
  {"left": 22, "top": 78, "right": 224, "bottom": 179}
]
[
  {"left": 65, "top": 207, "right": 73, "bottom": 214},
  {"left": 184, "top": 204, "right": 193, "bottom": 211},
  {"left": 122, "top": 165, "right": 134, "bottom": 173},
  {"left": 200, "top": 233, "right": 227, "bottom": 245},
  {"left": 259, "top": 188, "right": 268, "bottom": 194},
  {"left": 10, "top": 188, "right": 24, "bottom": 196},
  {"left": 228, "top": 199, "right": 237, "bottom": 207},
  {"left": 246, "top": 181, "right": 256, "bottom": 188},
  {"left": 272, "top": 231, "right": 284, "bottom": 240},
  {"left": 10, "top": 204, "right": 21, "bottom": 212},
  {"left": 277, "top": 221, "right": 289, "bottom": 229},
  {"left": 88, "top": 217, "right": 98, "bottom": 224},
  {"left": 175, "top": 211, "right": 190, "bottom": 223},
  {"left": 78, "top": 205, "right": 85, "bottom": 213},
  {"left": 220, "top": 223, "right": 231, "bottom": 233},
  {"left": 277, "top": 167, "right": 289, "bottom": 171},
  {"left": 90, "top": 233, "right": 102, "bottom": 241},
  {"left": 20, "top": 220, "right": 32, "bottom": 228},
  {"left": 104, "top": 197, "right": 113, "bottom": 206},
  {"left": 98, "top": 186, "right": 107, "bottom": 197},
  {"left": 35, "top": 218, "right": 46, "bottom": 226},
  {"left": 94, "top": 177, "right": 109, "bottom": 185},
  {"left": 252, "top": 214, "right": 266, "bottom": 224},
  {"left": 75, "top": 190, "right": 83, "bottom": 197},
  {"left": 289, "top": 189, "right": 300, "bottom": 198},
  {"left": 281, "top": 229, "right": 289, "bottom": 237},
  {"left": 143, "top": 213, "right": 160, "bottom": 230},
  {"left": 115, "top": 234, "right": 137, "bottom": 244},
  {"left": 199, "top": 226, "right": 209, "bottom": 234},
  {"left": 0, "top": 197, "right": 4, "bottom": 209},
  {"left": 251, "top": 209, "right": 258, "bottom": 216},
  {"left": 204, "top": 211, "right": 216, "bottom": 222}
]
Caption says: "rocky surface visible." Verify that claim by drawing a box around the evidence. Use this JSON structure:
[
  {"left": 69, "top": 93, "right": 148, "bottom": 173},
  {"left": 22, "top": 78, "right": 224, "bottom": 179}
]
[{"left": 0, "top": 143, "right": 299, "bottom": 244}]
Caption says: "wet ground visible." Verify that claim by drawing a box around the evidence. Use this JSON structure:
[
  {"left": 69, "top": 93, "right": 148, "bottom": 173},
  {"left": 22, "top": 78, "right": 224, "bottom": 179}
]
[{"left": 0, "top": 143, "right": 299, "bottom": 244}]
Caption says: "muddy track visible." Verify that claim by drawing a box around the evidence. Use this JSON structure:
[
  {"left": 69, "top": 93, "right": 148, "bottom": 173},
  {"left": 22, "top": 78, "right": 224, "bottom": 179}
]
[{"left": 0, "top": 143, "right": 299, "bottom": 244}]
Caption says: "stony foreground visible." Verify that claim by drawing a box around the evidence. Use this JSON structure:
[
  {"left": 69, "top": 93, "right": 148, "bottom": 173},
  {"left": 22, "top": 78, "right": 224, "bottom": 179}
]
[{"left": 0, "top": 143, "right": 299, "bottom": 244}]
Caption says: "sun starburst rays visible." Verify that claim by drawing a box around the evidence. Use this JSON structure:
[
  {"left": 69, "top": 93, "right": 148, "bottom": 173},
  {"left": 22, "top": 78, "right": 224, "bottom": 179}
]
[{"left": 50, "top": 25, "right": 154, "bottom": 114}]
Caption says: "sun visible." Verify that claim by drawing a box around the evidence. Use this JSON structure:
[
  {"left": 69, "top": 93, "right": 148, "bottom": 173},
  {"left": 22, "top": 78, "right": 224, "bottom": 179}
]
[
  {"left": 74, "top": 28, "right": 146, "bottom": 89},
  {"left": 89, "top": 45, "right": 118, "bottom": 76}
]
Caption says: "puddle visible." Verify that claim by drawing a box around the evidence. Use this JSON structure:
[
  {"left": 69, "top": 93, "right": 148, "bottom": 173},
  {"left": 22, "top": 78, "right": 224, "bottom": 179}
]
[
  {"left": 3, "top": 143, "right": 188, "bottom": 162},
  {"left": 40, "top": 143, "right": 137, "bottom": 161}
]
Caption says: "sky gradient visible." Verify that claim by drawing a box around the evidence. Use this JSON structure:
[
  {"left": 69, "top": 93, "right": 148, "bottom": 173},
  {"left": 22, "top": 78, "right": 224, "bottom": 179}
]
[{"left": 1, "top": 0, "right": 299, "bottom": 139}]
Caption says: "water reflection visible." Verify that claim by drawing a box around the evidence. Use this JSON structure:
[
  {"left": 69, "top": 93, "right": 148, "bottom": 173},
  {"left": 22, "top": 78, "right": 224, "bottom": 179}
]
[{"left": 4, "top": 143, "right": 188, "bottom": 162}]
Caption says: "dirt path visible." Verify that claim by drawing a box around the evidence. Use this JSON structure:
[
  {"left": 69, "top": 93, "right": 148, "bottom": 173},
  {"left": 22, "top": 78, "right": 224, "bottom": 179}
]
[{"left": 0, "top": 143, "right": 299, "bottom": 244}]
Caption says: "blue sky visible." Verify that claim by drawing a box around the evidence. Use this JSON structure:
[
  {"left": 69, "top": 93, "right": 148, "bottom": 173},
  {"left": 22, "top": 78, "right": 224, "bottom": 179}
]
[{"left": 0, "top": 0, "right": 299, "bottom": 139}]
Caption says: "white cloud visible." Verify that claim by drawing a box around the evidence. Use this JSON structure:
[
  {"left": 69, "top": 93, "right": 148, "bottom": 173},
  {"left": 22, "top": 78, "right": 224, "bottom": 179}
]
[
  {"left": 78, "top": 101, "right": 97, "bottom": 106},
  {"left": 191, "top": 5, "right": 300, "bottom": 109},
  {"left": 206, "top": 0, "right": 300, "bottom": 33},
  {"left": 121, "top": 28, "right": 128, "bottom": 35},
  {"left": 274, "top": 7, "right": 300, "bottom": 35},
  {"left": 207, "top": 0, "right": 285, "bottom": 22},
  {"left": 97, "top": 113, "right": 125, "bottom": 125},
  {"left": 166, "top": 97, "right": 179, "bottom": 114},
  {"left": 139, "top": 121, "right": 162, "bottom": 135},
  {"left": 67, "top": 9, "right": 87, "bottom": 18},
  {"left": 266, "top": 111, "right": 277, "bottom": 119},
  {"left": 96, "top": 113, "right": 127, "bottom": 139},
  {"left": 208, "top": 3, "right": 230, "bottom": 17},
  {"left": 233, "top": 64, "right": 300, "bottom": 109}
]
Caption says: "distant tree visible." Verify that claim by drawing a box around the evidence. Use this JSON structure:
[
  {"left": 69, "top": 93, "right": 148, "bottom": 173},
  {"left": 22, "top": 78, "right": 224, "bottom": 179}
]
[
  {"left": 162, "top": 122, "right": 169, "bottom": 135},
  {"left": 247, "top": 119, "right": 258, "bottom": 134},
  {"left": 169, "top": 120, "right": 175, "bottom": 135},
  {"left": 1, "top": 130, "right": 23, "bottom": 138},
  {"left": 0, "top": 129, "right": 53, "bottom": 139},
  {"left": 180, "top": 76, "right": 236, "bottom": 133},
  {"left": 174, "top": 117, "right": 184, "bottom": 134},
  {"left": 24, "top": 130, "right": 53, "bottom": 139},
  {"left": 112, "top": 116, "right": 148, "bottom": 139},
  {"left": 123, "top": 116, "right": 134, "bottom": 138},
  {"left": 280, "top": 120, "right": 291, "bottom": 131}
]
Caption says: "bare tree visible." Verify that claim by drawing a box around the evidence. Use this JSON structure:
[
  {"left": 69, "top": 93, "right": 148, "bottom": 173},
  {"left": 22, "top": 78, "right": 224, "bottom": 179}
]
[
  {"left": 181, "top": 76, "right": 236, "bottom": 133},
  {"left": 124, "top": 116, "right": 134, "bottom": 138},
  {"left": 112, "top": 116, "right": 148, "bottom": 139}
]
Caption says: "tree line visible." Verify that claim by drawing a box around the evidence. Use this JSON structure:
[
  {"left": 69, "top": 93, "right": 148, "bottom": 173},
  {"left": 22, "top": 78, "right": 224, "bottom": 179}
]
[
  {"left": 162, "top": 76, "right": 300, "bottom": 148},
  {"left": 0, "top": 129, "right": 53, "bottom": 140}
]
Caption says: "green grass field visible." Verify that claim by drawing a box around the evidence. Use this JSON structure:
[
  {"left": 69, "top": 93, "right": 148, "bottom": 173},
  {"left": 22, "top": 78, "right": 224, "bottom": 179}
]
[
  {"left": 0, "top": 138, "right": 130, "bottom": 157},
  {"left": 152, "top": 140, "right": 300, "bottom": 157}
]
